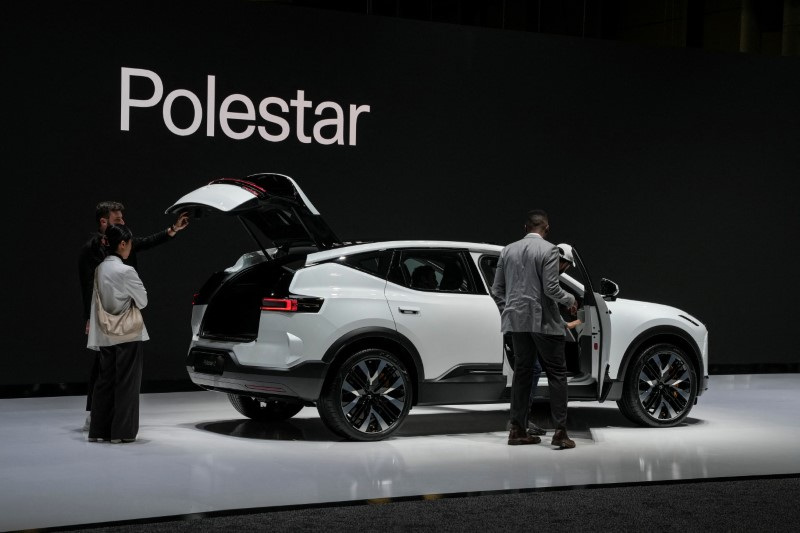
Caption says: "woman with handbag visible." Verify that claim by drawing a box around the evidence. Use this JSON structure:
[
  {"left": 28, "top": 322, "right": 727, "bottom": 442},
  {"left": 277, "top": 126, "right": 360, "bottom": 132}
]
[{"left": 87, "top": 224, "right": 149, "bottom": 443}]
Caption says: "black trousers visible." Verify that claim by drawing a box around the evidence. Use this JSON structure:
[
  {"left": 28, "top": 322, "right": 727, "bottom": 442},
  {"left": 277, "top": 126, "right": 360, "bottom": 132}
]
[
  {"left": 86, "top": 351, "right": 100, "bottom": 411},
  {"left": 509, "top": 332, "right": 568, "bottom": 431},
  {"left": 88, "top": 341, "right": 143, "bottom": 440}
]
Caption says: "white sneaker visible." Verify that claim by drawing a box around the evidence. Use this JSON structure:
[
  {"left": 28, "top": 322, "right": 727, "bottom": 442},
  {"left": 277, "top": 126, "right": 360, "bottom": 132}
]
[{"left": 82, "top": 414, "right": 91, "bottom": 432}]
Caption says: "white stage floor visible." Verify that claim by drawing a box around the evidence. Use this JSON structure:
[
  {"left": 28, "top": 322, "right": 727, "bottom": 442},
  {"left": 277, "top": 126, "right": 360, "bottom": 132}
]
[{"left": 1, "top": 374, "right": 799, "bottom": 531}]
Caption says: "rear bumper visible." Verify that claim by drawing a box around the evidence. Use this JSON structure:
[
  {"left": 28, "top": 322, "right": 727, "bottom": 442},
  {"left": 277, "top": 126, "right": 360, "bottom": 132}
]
[{"left": 186, "top": 347, "right": 328, "bottom": 402}]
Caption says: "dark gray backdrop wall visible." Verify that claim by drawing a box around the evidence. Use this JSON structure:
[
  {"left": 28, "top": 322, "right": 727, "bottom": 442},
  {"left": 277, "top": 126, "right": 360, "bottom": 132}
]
[{"left": 2, "top": 1, "right": 798, "bottom": 387}]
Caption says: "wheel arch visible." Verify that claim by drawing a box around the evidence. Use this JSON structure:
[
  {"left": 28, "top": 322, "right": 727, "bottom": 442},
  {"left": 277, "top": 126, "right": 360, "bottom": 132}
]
[
  {"left": 321, "top": 327, "right": 423, "bottom": 405},
  {"left": 618, "top": 325, "right": 703, "bottom": 381}
]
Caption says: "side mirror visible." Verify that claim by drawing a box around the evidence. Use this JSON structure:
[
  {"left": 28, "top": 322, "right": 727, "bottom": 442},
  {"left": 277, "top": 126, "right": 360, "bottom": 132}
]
[{"left": 600, "top": 278, "right": 619, "bottom": 300}]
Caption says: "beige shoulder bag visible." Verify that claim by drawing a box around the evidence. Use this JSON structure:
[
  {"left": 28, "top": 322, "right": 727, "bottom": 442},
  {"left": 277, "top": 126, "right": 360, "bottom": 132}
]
[{"left": 94, "top": 272, "right": 143, "bottom": 340}]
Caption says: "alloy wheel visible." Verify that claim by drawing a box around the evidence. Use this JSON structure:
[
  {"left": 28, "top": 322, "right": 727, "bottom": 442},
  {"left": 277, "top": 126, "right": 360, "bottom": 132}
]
[
  {"left": 339, "top": 355, "right": 409, "bottom": 435},
  {"left": 637, "top": 348, "right": 693, "bottom": 422}
]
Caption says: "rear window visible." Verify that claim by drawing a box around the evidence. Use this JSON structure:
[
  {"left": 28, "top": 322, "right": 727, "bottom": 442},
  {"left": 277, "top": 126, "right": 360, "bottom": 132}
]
[{"left": 331, "top": 250, "right": 392, "bottom": 279}]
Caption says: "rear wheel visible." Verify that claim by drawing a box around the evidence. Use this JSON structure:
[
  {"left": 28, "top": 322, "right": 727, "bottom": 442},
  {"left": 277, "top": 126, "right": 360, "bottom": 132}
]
[
  {"left": 618, "top": 343, "right": 698, "bottom": 427},
  {"left": 228, "top": 394, "right": 304, "bottom": 422},
  {"left": 318, "top": 348, "right": 412, "bottom": 441}
]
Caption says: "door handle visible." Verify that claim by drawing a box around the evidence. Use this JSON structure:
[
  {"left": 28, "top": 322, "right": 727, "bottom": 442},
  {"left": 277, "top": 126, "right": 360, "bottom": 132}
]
[{"left": 398, "top": 306, "right": 420, "bottom": 315}]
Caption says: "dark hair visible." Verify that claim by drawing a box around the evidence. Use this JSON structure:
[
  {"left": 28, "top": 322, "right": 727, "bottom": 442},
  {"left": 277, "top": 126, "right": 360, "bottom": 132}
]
[
  {"left": 95, "top": 201, "right": 125, "bottom": 223},
  {"left": 524, "top": 209, "right": 549, "bottom": 232},
  {"left": 105, "top": 224, "right": 132, "bottom": 252},
  {"left": 87, "top": 233, "right": 107, "bottom": 263}
]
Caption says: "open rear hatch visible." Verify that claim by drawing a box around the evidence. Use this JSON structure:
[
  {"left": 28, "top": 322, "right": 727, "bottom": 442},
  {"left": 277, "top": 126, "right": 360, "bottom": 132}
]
[
  {"left": 166, "top": 173, "right": 339, "bottom": 341},
  {"left": 166, "top": 173, "right": 340, "bottom": 255}
]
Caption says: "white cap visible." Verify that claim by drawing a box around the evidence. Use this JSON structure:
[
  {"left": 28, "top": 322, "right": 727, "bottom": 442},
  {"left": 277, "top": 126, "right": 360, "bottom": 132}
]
[{"left": 557, "top": 243, "right": 575, "bottom": 266}]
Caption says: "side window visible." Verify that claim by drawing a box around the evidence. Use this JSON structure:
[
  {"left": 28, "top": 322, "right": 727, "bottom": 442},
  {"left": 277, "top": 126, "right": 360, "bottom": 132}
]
[
  {"left": 390, "top": 250, "right": 477, "bottom": 294},
  {"left": 479, "top": 255, "right": 499, "bottom": 289},
  {"left": 335, "top": 250, "right": 392, "bottom": 279}
]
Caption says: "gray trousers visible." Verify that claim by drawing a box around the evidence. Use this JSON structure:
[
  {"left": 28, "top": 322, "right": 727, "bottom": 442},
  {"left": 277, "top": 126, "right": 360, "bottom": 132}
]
[
  {"left": 88, "top": 341, "right": 143, "bottom": 441},
  {"left": 509, "top": 332, "right": 568, "bottom": 431}
]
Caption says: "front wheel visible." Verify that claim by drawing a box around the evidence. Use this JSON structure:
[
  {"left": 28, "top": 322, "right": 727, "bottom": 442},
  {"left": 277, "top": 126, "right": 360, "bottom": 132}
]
[
  {"left": 317, "top": 348, "right": 412, "bottom": 441},
  {"left": 228, "top": 394, "right": 304, "bottom": 422},
  {"left": 618, "top": 343, "right": 698, "bottom": 427}
]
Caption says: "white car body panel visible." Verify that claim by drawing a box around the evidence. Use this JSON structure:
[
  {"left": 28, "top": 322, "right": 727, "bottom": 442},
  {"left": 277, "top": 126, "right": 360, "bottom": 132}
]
[
  {"left": 190, "top": 304, "right": 205, "bottom": 338},
  {"left": 604, "top": 298, "right": 708, "bottom": 378},
  {"left": 385, "top": 280, "right": 503, "bottom": 379},
  {"left": 288, "top": 262, "right": 396, "bottom": 360},
  {"left": 168, "top": 183, "right": 256, "bottom": 213}
]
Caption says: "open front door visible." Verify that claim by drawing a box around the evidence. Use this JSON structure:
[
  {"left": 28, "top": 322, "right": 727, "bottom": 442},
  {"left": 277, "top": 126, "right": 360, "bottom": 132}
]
[{"left": 572, "top": 248, "right": 613, "bottom": 402}]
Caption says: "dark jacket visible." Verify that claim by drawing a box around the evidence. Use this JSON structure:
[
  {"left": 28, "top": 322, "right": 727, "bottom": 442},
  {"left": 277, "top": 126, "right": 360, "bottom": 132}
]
[{"left": 78, "top": 229, "right": 172, "bottom": 320}]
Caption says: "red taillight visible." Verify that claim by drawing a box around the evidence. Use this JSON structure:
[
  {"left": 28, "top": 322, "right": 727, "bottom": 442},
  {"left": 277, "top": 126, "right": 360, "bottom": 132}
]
[
  {"left": 192, "top": 293, "right": 199, "bottom": 305},
  {"left": 261, "top": 296, "right": 323, "bottom": 313},
  {"left": 261, "top": 298, "right": 298, "bottom": 312}
]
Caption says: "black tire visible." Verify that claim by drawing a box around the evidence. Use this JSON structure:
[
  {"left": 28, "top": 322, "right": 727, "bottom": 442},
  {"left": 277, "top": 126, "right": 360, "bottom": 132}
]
[
  {"left": 618, "top": 342, "right": 698, "bottom": 427},
  {"left": 228, "top": 394, "right": 304, "bottom": 422},
  {"left": 317, "top": 348, "right": 412, "bottom": 441},
  {"left": 616, "top": 393, "right": 635, "bottom": 423}
]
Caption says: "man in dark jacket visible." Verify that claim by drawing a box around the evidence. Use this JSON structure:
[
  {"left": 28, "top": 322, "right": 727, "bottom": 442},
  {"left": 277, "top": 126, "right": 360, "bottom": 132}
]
[{"left": 78, "top": 201, "right": 188, "bottom": 430}]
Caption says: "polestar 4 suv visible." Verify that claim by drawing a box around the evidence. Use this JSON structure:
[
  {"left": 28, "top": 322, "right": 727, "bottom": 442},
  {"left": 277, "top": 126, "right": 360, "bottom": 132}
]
[{"left": 167, "top": 173, "right": 709, "bottom": 441}]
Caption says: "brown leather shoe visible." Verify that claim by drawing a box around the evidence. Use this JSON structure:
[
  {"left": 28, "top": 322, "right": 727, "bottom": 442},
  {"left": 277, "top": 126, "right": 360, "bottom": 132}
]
[
  {"left": 551, "top": 429, "right": 575, "bottom": 449},
  {"left": 527, "top": 421, "right": 547, "bottom": 436},
  {"left": 508, "top": 423, "right": 541, "bottom": 445}
]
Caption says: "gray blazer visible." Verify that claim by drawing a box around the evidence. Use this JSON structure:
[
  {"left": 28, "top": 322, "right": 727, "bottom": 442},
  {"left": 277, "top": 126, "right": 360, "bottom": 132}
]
[{"left": 491, "top": 233, "right": 576, "bottom": 336}]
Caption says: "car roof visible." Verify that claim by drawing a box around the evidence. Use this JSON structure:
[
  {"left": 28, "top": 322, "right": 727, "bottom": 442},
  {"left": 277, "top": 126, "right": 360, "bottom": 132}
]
[{"left": 307, "top": 240, "right": 503, "bottom": 263}]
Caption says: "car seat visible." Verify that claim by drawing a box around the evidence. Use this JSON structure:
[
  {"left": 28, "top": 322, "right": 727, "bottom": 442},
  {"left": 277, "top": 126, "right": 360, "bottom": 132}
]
[
  {"left": 410, "top": 265, "right": 437, "bottom": 290},
  {"left": 438, "top": 262, "right": 463, "bottom": 291}
]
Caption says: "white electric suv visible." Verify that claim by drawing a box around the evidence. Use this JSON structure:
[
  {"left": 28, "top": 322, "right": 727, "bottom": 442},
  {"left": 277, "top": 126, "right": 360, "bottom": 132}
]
[{"left": 167, "top": 173, "right": 709, "bottom": 441}]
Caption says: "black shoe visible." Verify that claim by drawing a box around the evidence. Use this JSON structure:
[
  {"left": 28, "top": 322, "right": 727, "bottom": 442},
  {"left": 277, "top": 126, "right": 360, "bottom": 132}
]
[
  {"left": 508, "top": 423, "right": 541, "bottom": 445},
  {"left": 527, "top": 421, "right": 547, "bottom": 436},
  {"left": 551, "top": 429, "right": 575, "bottom": 449}
]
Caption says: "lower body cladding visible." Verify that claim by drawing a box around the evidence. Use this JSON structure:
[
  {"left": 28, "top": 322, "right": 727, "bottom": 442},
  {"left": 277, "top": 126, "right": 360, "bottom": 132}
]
[
  {"left": 189, "top": 347, "right": 509, "bottom": 406},
  {"left": 187, "top": 348, "right": 327, "bottom": 403}
]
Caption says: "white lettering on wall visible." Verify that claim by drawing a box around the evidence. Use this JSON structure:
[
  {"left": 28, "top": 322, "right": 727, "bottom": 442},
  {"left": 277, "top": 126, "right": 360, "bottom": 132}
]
[
  {"left": 120, "top": 67, "right": 370, "bottom": 146},
  {"left": 206, "top": 75, "right": 215, "bottom": 137},
  {"left": 314, "top": 102, "right": 344, "bottom": 145},
  {"left": 121, "top": 67, "right": 163, "bottom": 131},
  {"left": 163, "top": 89, "right": 202, "bottom": 136},
  {"left": 258, "top": 97, "right": 290, "bottom": 142},
  {"left": 219, "top": 94, "right": 256, "bottom": 140},
  {"left": 290, "top": 90, "right": 312, "bottom": 144},
  {"left": 349, "top": 104, "right": 371, "bottom": 146}
]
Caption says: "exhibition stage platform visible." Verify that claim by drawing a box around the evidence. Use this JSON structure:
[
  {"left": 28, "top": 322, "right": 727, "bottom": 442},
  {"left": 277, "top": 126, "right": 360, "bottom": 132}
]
[{"left": 1, "top": 374, "right": 799, "bottom": 531}]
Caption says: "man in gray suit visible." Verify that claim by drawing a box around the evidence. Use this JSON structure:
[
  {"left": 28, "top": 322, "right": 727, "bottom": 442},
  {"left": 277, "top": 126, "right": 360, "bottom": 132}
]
[{"left": 492, "top": 210, "right": 577, "bottom": 448}]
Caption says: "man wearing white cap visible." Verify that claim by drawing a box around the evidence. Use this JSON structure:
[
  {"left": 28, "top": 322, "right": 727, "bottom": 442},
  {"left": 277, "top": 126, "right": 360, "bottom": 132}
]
[{"left": 556, "top": 243, "right": 582, "bottom": 332}]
